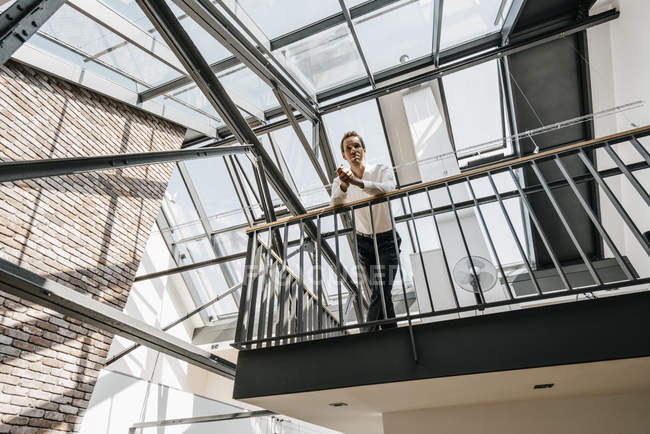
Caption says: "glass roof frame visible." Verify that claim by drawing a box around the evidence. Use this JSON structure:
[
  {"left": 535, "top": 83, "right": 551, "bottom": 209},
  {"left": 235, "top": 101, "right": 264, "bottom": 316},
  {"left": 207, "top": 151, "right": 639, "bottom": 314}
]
[{"left": 5, "top": 0, "right": 530, "bottom": 328}]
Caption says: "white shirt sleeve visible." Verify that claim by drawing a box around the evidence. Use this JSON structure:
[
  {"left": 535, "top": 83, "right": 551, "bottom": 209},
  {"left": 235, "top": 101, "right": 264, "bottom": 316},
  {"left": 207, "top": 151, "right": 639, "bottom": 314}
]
[
  {"left": 330, "top": 176, "right": 348, "bottom": 206},
  {"left": 362, "top": 164, "right": 395, "bottom": 195}
]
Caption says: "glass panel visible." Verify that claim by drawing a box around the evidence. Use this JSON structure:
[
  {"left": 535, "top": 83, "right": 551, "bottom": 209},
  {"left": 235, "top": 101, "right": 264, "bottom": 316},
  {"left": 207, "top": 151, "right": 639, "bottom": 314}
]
[
  {"left": 162, "top": 169, "right": 205, "bottom": 241},
  {"left": 440, "top": 0, "right": 504, "bottom": 50},
  {"left": 97, "top": 42, "right": 181, "bottom": 86},
  {"left": 270, "top": 123, "right": 330, "bottom": 207},
  {"left": 171, "top": 83, "right": 221, "bottom": 118},
  {"left": 354, "top": 0, "right": 434, "bottom": 73},
  {"left": 183, "top": 157, "right": 248, "bottom": 231},
  {"left": 98, "top": 0, "right": 156, "bottom": 33},
  {"left": 274, "top": 23, "right": 367, "bottom": 93},
  {"left": 40, "top": 4, "right": 124, "bottom": 54},
  {"left": 443, "top": 60, "right": 503, "bottom": 152},
  {"left": 235, "top": 0, "right": 341, "bottom": 39},
  {"left": 218, "top": 66, "right": 278, "bottom": 110}
]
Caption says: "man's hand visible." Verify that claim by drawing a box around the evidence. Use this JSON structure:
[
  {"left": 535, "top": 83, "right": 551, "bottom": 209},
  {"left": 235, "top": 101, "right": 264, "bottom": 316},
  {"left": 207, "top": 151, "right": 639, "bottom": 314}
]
[{"left": 336, "top": 164, "right": 363, "bottom": 191}]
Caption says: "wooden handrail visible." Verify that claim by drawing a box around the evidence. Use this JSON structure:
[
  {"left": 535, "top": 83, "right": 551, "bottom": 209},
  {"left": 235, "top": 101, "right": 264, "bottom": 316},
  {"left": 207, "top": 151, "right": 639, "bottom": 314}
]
[{"left": 247, "top": 124, "right": 650, "bottom": 233}]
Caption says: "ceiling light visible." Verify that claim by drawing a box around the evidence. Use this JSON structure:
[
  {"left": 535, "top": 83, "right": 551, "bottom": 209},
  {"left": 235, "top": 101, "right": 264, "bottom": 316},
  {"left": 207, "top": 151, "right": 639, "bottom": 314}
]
[
  {"left": 328, "top": 402, "right": 348, "bottom": 407},
  {"left": 399, "top": 54, "right": 410, "bottom": 64}
]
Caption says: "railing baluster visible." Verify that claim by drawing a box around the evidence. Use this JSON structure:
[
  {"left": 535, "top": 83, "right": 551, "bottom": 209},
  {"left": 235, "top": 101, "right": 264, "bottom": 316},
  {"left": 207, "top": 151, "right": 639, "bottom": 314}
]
[
  {"left": 256, "top": 230, "right": 273, "bottom": 348},
  {"left": 245, "top": 231, "right": 265, "bottom": 347},
  {"left": 234, "top": 232, "right": 257, "bottom": 345},
  {"left": 275, "top": 223, "right": 290, "bottom": 341},
  {"left": 630, "top": 137, "right": 650, "bottom": 166},
  {"left": 405, "top": 192, "right": 435, "bottom": 312},
  {"left": 368, "top": 201, "right": 389, "bottom": 327},
  {"left": 316, "top": 214, "right": 323, "bottom": 335},
  {"left": 486, "top": 171, "right": 543, "bottom": 295},
  {"left": 424, "top": 187, "right": 461, "bottom": 310},
  {"left": 604, "top": 142, "right": 650, "bottom": 206},
  {"left": 265, "top": 259, "right": 277, "bottom": 342},
  {"left": 508, "top": 168, "right": 572, "bottom": 291},
  {"left": 530, "top": 161, "right": 602, "bottom": 286},
  {"left": 466, "top": 178, "right": 515, "bottom": 300},
  {"left": 554, "top": 155, "right": 634, "bottom": 280},
  {"left": 445, "top": 183, "right": 486, "bottom": 307},
  {"left": 349, "top": 206, "right": 365, "bottom": 326},
  {"left": 387, "top": 197, "right": 418, "bottom": 361},
  {"left": 334, "top": 212, "right": 344, "bottom": 326},
  {"left": 578, "top": 148, "right": 650, "bottom": 256},
  {"left": 297, "top": 220, "right": 304, "bottom": 341}
]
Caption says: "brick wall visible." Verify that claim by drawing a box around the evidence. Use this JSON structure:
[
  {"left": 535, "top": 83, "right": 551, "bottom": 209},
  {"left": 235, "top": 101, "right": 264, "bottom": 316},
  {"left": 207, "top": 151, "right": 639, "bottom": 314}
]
[{"left": 0, "top": 61, "right": 186, "bottom": 433}]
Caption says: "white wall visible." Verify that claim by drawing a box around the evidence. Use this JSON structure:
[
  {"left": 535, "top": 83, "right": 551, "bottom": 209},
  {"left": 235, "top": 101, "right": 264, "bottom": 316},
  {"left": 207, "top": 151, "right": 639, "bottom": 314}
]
[
  {"left": 588, "top": 0, "right": 650, "bottom": 279},
  {"left": 383, "top": 390, "right": 650, "bottom": 434}
]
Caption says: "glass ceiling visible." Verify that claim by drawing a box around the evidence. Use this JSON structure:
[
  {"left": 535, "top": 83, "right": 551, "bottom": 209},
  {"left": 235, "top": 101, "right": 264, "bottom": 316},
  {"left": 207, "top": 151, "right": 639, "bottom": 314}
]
[{"left": 10, "top": 0, "right": 525, "bottom": 326}]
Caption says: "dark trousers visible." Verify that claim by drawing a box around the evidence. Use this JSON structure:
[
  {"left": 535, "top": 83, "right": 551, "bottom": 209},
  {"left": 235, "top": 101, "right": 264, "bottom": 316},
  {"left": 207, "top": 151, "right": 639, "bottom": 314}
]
[{"left": 356, "top": 230, "right": 401, "bottom": 332}]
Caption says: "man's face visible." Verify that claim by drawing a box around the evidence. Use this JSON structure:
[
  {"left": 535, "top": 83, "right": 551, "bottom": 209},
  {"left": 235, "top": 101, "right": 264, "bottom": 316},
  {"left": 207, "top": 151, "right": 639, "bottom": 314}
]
[{"left": 342, "top": 136, "right": 365, "bottom": 166}]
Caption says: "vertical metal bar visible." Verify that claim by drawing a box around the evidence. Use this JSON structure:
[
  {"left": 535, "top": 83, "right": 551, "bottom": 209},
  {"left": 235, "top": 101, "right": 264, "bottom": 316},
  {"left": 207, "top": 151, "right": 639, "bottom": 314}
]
[
  {"left": 578, "top": 149, "right": 650, "bottom": 256},
  {"left": 444, "top": 183, "right": 486, "bottom": 306},
  {"left": 275, "top": 223, "right": 290, "bottom": 339},
  {"left": 432, "top": 0, "right": 444, "bottom": 66},
  {"left": 466, "top": 178, "right": 515, "bottom": 299},
  {"left": 234, "top": 232, "right": 256, "bottom": 344},
  {"left": 530, "top": 161, "right": 602, "bottom": 286},
  {"left": 265, "top": 258, "right": 276, "bottom": 342},
  {"left": 349, "top": 207, "right": 365, "bottom": 316},
  {"left": 245, "top": 231, "right": 264, "bottom": 346},
  {"left": 387, "top": 197, "right": 418, "bottom": 361},
  {"left": 630, "top": 137, "right": 650, "bottom": 166},
  {"left": 256, "top": 231, "right": 273, "bottom": 347},
  {"left": 424, "top": 187, "right": 461, "bottom": 309},
  {"left": 334, "top": 212, "right": 344, "bottom": 326},
  {"left": 297, "top": 220, "right": 305, "bottom": 340},
  {"left": 554, "top": 155, "right": 634, "bottom": 280},
  {"left": 368, "top": 201, "right": 389, "bottom": 322},
  {"left": 604, "top": 142, "right": 650, "bottom": 206},
  {"left": 486, "top": 171, "right": 543, "bottom": 295},
  {"left": 316, "top": 215, "right": 323, "bottom": 333},
  {"left": 507, "top": 168, "right": 573, "bottom": 291},
  {"left": 405, "top": 192, "right": 435, "bottom": 311}
]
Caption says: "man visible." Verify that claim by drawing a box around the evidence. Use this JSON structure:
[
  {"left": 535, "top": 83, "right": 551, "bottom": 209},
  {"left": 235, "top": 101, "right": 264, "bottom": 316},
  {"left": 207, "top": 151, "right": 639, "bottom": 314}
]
[{"left": 331, "top": 131, "right": 401, "bottom": 331}]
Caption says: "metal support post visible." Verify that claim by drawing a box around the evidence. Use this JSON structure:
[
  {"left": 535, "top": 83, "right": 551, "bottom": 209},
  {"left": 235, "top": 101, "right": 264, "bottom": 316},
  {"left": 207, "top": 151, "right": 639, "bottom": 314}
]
[
  {"left": 0, "top": 258, "right": 236, "bottom": 378},
  {"left": 0, "top": 0, "right": 65, "bottom": 66},
  {"left": 0, "top": 145, "right": 252, "bottom": 183}
]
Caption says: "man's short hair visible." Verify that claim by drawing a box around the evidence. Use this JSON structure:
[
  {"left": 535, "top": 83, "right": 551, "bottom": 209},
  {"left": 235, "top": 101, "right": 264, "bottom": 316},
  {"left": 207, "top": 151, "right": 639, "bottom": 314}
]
[{"left": 340, "top": 131, "right": 365, "bottom": 154}]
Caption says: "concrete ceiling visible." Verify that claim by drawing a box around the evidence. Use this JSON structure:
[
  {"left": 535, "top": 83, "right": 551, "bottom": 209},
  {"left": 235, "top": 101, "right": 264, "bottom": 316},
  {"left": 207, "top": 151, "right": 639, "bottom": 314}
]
[{"left": 241, "top": 356, "right": 650, "bottom": 434}]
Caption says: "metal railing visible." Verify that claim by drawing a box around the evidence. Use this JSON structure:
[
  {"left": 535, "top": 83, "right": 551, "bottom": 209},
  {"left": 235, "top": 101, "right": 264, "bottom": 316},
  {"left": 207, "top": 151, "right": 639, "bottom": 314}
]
[{"left": 234, "top": 126, "right": 650, "bottom": 350}]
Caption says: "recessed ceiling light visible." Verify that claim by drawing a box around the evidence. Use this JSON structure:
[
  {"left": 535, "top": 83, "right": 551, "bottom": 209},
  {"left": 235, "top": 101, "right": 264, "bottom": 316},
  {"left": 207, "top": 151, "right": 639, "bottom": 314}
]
[
  {"left": 399, "top": 54, "right": 410, "bottom": 64},
  {"left": 534, "top": 383, "right": 554, "bottom": 389},
  {"left": 328, "top": 402, "right": 348, "bottom": 407}
]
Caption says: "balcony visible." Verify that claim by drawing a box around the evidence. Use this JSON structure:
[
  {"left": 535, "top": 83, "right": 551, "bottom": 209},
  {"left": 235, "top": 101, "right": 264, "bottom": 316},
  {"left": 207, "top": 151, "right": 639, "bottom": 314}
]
[{"left": 231, "top": 126, "right": 650, "bottom": 432}]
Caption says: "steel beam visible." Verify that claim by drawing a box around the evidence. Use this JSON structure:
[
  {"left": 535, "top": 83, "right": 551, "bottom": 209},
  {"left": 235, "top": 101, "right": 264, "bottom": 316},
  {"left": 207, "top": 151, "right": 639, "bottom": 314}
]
[
  {"left": 0, "top": 145, "right": 251, "bottom": 183},
  {"left": 105, "top": 282, "right": 241, "bottom": 366},
  {"left": 139, "top": 55, "right": 240, "bottom": 102},
  {"left": 0, "top": 258, "right": 236, "bottom": 378},
  {"left": 273, "top": 87, "right": 329, "bottom": 189},
  {"left": 0, "top": 0, "right": 65, "bottom": 66},
  {"left": 204, "top": 9, "right": 618, "bottom": 148},
  {"left": 432, "top": 0, "right": 443, "bottom": 67},
  {"left": 66, "top": 0, "right": 184, "bottom": 73},
  {"left": 134, "top": 251, "right": 247, "bottom": 282},
  {"left": 172, "top": 0, "right": 318, "bottom": 122},
  {"left": 501, "top": 0, "right": 526, "bottom": 43},
  {"left": 128, "top": 410, "right": 274, "bottom": 432},
  {"left": 338, "top": 0, "right": 375, "bottom": 88},
  {"left": 135, "top": 0, "right": 365, "bottom": 323}
]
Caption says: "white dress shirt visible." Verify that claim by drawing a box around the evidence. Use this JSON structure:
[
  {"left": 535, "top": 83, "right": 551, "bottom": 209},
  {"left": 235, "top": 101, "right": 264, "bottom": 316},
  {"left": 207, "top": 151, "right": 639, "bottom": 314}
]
[{"left": 330, "top": 163, "right": 396, "bottom": 235}]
